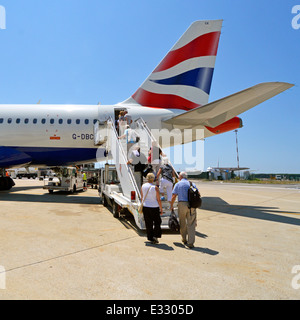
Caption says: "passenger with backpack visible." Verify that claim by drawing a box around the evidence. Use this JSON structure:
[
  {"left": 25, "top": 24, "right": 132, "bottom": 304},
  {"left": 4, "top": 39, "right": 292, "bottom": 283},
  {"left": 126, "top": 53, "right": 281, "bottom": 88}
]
[
  {"left": 156, "top": 156, "right": 176, "bottom": 206},
  {"left": 170, "top": 172, "right": 201, "bottom": 249}
]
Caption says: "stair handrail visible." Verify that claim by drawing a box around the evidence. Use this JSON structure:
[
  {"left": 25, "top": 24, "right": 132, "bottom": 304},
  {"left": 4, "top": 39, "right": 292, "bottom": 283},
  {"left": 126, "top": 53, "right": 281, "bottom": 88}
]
[
  {"left": 106, "top": 117, "right": 141, "bottom": 201},
  {"left": 134, "top": 117, "right": 179, "bottom": 179}
]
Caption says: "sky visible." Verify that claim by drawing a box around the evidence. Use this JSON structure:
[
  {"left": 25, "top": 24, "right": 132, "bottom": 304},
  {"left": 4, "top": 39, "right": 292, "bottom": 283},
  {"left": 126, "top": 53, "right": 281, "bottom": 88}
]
[{"left": 0, "top": 0, "right": 299, "bottom": 173}]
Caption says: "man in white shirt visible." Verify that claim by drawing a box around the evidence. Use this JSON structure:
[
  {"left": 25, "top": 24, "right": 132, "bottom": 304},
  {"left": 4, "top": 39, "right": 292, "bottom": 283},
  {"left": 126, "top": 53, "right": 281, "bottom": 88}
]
[
  {"left": 127, "top": 146, "right": 147, "bottom": 191},
  {"left": 119, "top": 125, "right": 140, "bottom": 154}
]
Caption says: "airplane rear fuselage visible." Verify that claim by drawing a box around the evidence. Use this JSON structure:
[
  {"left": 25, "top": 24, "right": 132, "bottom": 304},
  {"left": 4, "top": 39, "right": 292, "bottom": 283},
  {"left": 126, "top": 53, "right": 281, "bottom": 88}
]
[{"left": 0, "top": 104, "right": 182, "bottom": 167}]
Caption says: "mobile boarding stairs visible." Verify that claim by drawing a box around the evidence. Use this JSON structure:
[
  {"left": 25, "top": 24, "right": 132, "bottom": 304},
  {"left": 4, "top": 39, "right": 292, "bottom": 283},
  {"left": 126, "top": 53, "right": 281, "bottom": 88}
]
[{"left": 94, "top": 117, "right": 178, "bottom": 230}]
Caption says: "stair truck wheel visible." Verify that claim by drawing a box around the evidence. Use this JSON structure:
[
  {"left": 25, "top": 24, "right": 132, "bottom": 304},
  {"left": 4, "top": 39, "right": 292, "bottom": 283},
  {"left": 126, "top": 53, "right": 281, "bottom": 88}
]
[
  {"left": 112, "top": 201, "right": 120, "bottom": 219},
  {"left": 103, "top": 194, "right": 108, "bottom": 207}
]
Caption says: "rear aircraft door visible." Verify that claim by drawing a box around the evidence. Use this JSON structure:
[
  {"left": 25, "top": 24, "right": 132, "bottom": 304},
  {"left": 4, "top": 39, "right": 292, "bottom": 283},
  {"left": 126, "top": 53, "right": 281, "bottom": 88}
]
[
  {"left": 94, "top": 106, "right": 111, "bottom": 145},
  {"left": 114, "top": 108, "right": 127, "bottom": 123},
  {"left": 114, "top": 108, "right": 127, "bottom": 135},
  {"left": 94, "top": 120, "right": 108, "bottom": 146}
]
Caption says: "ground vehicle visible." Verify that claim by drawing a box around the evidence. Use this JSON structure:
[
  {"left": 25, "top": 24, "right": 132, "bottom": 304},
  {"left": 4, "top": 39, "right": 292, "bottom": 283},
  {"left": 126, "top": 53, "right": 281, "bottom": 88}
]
[
  {"left": 16, "top": 172, "right": 38, "bottom": 179},
  {"left": 99, "top": 164, "right": 128, "bottom": 219},
  {"left": 12, "top": 168, "right": 38, "bottom": 179},
  {"left": 43, "top": 167, "right": 86, "bottom": 193},
  {"left": 97, "top": 118, "right": 179, "bottom": 230},
  {"left": 99, "top": 163, "right": 177, "bottom": 230}
]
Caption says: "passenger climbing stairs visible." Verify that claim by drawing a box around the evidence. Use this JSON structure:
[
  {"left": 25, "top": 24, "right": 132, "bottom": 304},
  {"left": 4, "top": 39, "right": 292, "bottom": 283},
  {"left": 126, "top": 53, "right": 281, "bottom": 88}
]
[{"left": 94, "top": 117, "right": 178, "bottom": 230}]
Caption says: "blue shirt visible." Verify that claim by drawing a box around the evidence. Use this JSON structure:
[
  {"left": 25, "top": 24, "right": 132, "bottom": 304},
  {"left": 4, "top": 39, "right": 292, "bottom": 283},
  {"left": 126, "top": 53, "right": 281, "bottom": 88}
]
[
  {"left": 172, "top": 178, "right": 196, "bottom": 202},
  {"left": 124, "top": 128, "right": 138, "bottom": 143}
]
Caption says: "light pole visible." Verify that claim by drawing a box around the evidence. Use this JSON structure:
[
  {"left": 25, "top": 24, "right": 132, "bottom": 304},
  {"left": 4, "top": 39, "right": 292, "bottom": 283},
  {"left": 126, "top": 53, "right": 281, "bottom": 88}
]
[{"left": 234, "top": 130, "right": 240, "bottom": 169}]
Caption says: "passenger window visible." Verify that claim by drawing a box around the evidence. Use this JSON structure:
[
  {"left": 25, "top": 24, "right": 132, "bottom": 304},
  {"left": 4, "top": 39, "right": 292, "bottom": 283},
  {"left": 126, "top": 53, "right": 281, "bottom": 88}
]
[
  {"left": 41, "top": 119, "right": 46, "bottom": 124},
  {"left": 85, "top": 119, "right": 89, "bottom": 125},
  {"left": 93, "top": 119, "right": 97, "bottom": 124},
  {"left": 24, "top": 119, "right": 29, "bottom": 124},
  {"left": 0, "top": 118, "right": 3, "bottom": 124},
  {"left": 67, "top": 119, "right": 72, "bottom": 124},
  {"left": 33, "top": 119, "right": 37, "bottom": 124},
  {"left": 59, "top": 119, "right": 63, "bottom": 124},
  {"left": 16, "top": 118, "right": 20, "bottom": 124},
  {"left": 76, "top": 119, "right": 80, "bottom": 124},
  {"left": 7, "top": 118, "right": 12, "bottom": 124},
  {"left": 50, "top": 119, "right": 55, "bottom": 124}
]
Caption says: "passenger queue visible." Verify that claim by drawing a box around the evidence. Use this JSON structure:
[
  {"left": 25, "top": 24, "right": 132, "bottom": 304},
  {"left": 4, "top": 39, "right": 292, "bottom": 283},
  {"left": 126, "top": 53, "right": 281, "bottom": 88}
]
[{"left": 116, "top": 110, "right": 201, "bottom": 249}]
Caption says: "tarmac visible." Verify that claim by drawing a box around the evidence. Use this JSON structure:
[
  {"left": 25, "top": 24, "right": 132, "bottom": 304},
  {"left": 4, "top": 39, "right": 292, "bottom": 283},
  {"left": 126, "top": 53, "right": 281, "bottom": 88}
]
[{"left": 0, "top": 179, "right": 300, "bottom": 300}]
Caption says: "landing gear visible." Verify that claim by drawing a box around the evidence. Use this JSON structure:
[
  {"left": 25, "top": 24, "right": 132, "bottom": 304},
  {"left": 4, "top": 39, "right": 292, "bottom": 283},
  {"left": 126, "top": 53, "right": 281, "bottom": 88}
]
[
  {"left": 0, "top": 177, "right": 15, "bottom": 191},
  {"left": 0, "top": 169, "right": 15, "bottom": 191}
]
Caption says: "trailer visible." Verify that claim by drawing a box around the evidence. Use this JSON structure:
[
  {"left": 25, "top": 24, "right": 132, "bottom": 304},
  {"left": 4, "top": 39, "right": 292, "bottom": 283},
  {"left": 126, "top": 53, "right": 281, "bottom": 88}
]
[
  {"left": 43, "top": 167, "right": 87, "bottom": 194},
  {"left": 99, "top": 164, "right": 132, "bottom": 218},
  {"left": 12, "top": 167, "right": 39, "bottom": 179}
]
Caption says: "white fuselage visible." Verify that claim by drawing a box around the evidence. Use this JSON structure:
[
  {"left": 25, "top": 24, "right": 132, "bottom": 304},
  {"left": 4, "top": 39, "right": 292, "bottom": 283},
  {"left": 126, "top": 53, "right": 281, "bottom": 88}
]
[{"left": 0, "top": 103, "right": 179, "bottom": 167}]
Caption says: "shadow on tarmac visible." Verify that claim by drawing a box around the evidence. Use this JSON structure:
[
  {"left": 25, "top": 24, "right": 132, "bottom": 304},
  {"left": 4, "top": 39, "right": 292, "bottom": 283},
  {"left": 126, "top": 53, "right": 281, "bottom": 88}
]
[
  {"left": 173, "top": 241, "right": 219, "bottom": 255},
  {"left": 94, "top": 195, "right": 300, "bottom": 230},
  {"left": 201, "top": 196, "right": 300, "bottom": 226},
  {"left": 0, "top": 187, "right": 100, "bottom": 205},
  {"left": 114, "top": 207, "right": 219, "bottom": 255},
  {"left": 1, "top": 187, "right": 299, "bottom": 227}
]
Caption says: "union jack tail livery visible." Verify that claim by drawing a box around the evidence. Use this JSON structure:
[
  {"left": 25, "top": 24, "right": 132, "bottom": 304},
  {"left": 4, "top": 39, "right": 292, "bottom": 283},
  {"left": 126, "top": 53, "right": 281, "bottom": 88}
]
[{"left": 124, "top": 20, "right": 223, "bottom": 111}]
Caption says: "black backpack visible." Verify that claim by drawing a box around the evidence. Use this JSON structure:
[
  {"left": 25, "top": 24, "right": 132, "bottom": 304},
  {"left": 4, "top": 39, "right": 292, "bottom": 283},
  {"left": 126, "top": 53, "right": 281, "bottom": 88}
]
[{"left": 188, "top": 181, "right": 202, "bottom": 209}]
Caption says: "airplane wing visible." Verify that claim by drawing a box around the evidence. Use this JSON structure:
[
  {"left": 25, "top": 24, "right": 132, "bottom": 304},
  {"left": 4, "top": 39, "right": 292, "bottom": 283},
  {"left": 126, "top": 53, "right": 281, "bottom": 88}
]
[
  {"left": 163, "top": 82, "right": 294, "bottom": 128},
  {"left": 0, "top": 146, "right": 32, "bottom": 167}
]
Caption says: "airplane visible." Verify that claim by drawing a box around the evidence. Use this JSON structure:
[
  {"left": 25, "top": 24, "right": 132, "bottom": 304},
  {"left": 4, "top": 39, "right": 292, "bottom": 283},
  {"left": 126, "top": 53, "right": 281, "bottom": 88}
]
[
  {"left": 208, "top": 167, "right": 250, "bottom": 172},
  {"left": 0, "top": 20, "right": 294, "bottom": 190},
  {"left": 207, "top": 166, "right": 250, "bottom": 180}
]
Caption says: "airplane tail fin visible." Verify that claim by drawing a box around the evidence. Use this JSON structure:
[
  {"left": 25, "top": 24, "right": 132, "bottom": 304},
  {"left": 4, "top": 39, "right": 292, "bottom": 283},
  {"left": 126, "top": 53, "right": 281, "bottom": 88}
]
[{"left": 122, "top": 20, "right": 223, "bottom": 111}]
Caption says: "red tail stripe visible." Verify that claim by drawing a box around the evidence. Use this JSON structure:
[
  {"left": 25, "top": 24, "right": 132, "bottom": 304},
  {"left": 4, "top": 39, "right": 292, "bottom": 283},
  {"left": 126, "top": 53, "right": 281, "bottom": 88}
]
[
  {"left": 154, "top": 31, "right": 221, "bottom": 73},
  {"left": 132, "top": 88, "right": 200, "bottom": 111}
]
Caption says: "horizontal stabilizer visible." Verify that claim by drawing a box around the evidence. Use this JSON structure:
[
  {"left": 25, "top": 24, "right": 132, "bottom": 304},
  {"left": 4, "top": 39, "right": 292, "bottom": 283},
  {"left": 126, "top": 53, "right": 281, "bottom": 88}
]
[{"left": 163, "top": 82, "right": 294, "bottom": 128}]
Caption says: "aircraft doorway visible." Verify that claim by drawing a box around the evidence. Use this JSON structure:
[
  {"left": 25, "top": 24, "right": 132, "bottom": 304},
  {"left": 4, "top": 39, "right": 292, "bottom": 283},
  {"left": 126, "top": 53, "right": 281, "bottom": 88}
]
[{"left": 114, "top": 108, "right": 127, "bottom": 135}]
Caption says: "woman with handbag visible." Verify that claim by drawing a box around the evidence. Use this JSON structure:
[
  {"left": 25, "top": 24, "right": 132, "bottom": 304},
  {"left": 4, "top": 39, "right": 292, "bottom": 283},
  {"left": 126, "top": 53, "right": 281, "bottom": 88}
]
[{"left": 140, "top": 173, "right": 163, "bottom": 244}]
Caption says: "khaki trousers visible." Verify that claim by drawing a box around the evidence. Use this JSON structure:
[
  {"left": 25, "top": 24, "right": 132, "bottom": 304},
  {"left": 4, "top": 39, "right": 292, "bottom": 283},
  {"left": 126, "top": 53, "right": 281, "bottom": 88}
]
[{"left": 178, "top": 202, "right": 197, "bottom": 246}]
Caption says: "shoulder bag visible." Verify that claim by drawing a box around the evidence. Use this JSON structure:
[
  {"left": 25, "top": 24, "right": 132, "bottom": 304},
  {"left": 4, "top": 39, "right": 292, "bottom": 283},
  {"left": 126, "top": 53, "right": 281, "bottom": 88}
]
[{"left": 138, "top": 185, "right": 151, "bottom": 214}]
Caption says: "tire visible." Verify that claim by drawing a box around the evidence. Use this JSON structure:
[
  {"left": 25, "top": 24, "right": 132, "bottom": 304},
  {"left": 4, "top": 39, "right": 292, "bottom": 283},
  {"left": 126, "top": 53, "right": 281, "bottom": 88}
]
[
  {"left": 0, "top": 177, "right": 7, "bottom": 190},
  {"left": 5, "top": 177, "right": 15, "bottom": 189},
  {"left": 112, "top": 201, "right": 120, "bottom": 219},
  {"left": 0, "top": 177, "right": 14, "bottom": 191},
  {"left": 103, "top": 195, "right": 108, "bottom": 207}
]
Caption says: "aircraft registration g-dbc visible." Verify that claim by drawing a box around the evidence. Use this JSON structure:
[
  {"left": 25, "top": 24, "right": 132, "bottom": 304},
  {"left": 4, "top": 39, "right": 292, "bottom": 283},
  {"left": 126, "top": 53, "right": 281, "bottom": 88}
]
[{"left": 0, "top": 20, "right": 294, "bottom": 190}]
